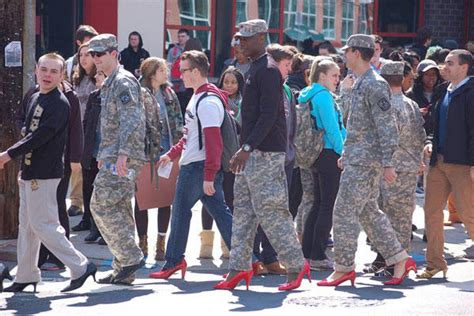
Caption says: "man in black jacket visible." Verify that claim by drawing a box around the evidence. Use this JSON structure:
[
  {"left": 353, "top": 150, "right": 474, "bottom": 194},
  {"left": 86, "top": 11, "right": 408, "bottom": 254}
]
[
  {"left": 0, "top": 53, "right": 95, "bottom": 292},
  {"left": 217, "top": 20, "right": 307, "bottom": 291},
  {"left": 119, "top": 31, "right": 150, "bottom": 78},
  {"left": 418, "top": 49, "right": 474, "bottom": 279}
]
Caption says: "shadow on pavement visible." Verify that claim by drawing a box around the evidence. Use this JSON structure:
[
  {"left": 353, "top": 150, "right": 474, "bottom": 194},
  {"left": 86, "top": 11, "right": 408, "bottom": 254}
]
[{"left": 3, "top": 289, "right": 153, "bottom": 315}]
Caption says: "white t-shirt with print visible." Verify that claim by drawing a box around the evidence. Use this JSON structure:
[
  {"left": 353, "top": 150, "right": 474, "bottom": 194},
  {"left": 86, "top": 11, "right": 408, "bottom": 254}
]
[{"left": 179, "top": 92, "right": 224, "bottom": 166}]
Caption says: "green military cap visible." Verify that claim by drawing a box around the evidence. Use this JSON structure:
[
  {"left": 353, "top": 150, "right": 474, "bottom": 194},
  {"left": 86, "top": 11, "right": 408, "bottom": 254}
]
[
  {"left": 380, "top": 61, "right": 405, "bottom": 76},
  {"left": 88, "top": 33, "right": 118, "bottom": 53},
  {"left": 342, "top": 34, "right": 375, "bottom": 50},
  {"left": 235, "top": 19, "right": 268, "bottom": 37}
]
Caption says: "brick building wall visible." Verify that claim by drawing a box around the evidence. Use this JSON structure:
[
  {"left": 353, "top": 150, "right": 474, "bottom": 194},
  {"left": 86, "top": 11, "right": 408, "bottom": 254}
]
[{"left": 424, "top": 0, "right": 466, "bottom": 45}]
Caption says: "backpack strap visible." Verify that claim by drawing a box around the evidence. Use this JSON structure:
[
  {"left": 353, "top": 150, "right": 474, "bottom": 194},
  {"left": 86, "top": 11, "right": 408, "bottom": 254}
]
[
  {"left": 283, "top": 84, "right": 293, "bottom": 104},
  {"left": 195, "top": 92, "right": 225, "bottom": 150}
]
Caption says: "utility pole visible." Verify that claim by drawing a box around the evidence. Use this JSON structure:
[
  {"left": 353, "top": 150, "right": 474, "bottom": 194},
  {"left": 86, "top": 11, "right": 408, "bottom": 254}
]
[{"left": 0, "top": 0, "right": 26, "bottom": 238}]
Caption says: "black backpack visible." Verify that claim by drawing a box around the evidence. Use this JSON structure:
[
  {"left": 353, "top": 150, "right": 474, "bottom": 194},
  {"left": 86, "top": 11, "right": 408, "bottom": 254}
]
[{"left": 195, "top": 92, "right": 239, "bottom": 172}]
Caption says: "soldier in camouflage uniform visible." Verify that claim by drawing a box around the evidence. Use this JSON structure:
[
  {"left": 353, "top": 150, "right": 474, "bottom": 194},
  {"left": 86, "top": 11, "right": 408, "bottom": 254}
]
[
  {"left": 364, "top": 62, "right": 427, "bottom": 275},
  {"left": 88, "top": 34, "right": 146, "bottom": 284},
  {"left": 216, "top": 20, "right": 307, "bottom": 291},
  {"left": 319, "top": 35, "right": 413, "bottom": 286}
]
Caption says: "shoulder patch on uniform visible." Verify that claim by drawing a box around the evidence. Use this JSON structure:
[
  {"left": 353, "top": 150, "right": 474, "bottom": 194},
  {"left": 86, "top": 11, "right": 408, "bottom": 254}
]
[
  {"left": 377, "top": 97, "right": 391, "bottom": 111},
  {"left": 119, "top": 90, "right": 132, "bottom": 105}
]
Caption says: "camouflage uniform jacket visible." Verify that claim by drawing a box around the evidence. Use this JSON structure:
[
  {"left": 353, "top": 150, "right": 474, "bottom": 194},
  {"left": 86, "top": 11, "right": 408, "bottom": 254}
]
[
  {"left": 160, "top": 85, "right": 184, "bottom": 145},
  {"left": 391, "top": 93, "right": 426, "bottom": 173},
  {"left": 98, "top": 65, "right": 146, "bottom": 161},
  {"left": 343, "top": 69, "right": 398, "bottom": 168}
]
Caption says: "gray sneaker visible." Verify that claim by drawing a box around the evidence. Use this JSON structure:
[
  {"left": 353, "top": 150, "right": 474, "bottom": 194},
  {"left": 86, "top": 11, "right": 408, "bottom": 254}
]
[{"left": 309, "top": 259, "right": 334, "bottom": 271}]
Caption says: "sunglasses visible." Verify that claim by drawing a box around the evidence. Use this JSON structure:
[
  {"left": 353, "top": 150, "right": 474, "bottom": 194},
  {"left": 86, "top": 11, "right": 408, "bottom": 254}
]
[{"left": 90, "top": 51, "right": 109, "bottom": 58}]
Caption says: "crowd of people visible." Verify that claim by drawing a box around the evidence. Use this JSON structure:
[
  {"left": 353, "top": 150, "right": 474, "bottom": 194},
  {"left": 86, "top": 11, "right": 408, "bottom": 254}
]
[{"left": 0, "top": 19, "right": 472, "bottom": 293}]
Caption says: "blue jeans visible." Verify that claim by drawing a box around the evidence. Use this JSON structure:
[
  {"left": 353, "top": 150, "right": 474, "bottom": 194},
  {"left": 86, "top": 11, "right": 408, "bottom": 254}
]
[{"left": 164, "top": 161, "right": 233, "bottom": 268}]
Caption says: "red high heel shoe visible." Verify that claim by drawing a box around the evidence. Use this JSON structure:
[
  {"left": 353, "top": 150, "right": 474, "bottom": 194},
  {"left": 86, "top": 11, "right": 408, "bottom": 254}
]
[
  {"left": 317, "top": 270, "right": 356, "bottom": 286},
  {"left": 223, "top": 262, "right": 261, "bottom": 279},
  {"left": 214, "top": 270, "right": 253, "bottom": 290},
  {"left": 149, "top": 259, "right": 187, "bottom": 279},
  {"left": 278, "top": 261, "right": 311, "bottom": 291},
  {"left": 384, "top": 257, "right": 417, "bottom": 285}
]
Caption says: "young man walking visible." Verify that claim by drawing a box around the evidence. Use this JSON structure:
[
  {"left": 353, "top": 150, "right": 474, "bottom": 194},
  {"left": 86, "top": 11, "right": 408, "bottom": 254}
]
[
  {"left": 149, "top": 50, "right": 233, "bottom": 279},
  {"left": 88, "top": 34, "right": 146, "bottom": 284},
  {"left": 0, "top": 53, "right": 95, "bottom": 293}
]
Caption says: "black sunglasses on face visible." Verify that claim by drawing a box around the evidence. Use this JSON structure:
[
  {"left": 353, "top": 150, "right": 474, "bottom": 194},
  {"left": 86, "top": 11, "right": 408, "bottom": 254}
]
[{"left": 90, "top": 51, "right": 108, "bottom": 58}]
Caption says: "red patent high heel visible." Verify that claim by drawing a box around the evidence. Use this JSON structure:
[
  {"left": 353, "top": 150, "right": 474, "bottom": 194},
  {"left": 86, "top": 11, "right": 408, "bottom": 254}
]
[
  {"left": 278, "top": 261, "right": 311, "bottom": 291},
  {"left": 149, "top": 258, "right": 187, "bottom": 280},
  {"left": 384, "top": 257, "right": 417, "bottom": 285},
  {"left": 214, "top": 270, "right": 253, "bottom": 290},
  {"left": 317, "top": 270, "right": 356, "bottom": 286},
  {"left": 223, "top": 262, "right": 261, "bottom": 279}
]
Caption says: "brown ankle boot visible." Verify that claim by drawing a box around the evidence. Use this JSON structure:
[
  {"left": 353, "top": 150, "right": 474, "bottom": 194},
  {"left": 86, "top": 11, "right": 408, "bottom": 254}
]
[
  {"left": 155, "top": 234, "right": 166, "bottom": 261},
  {"left": 265, "top": 261, "right": 287, "bottom": 275},
  {"left": 138, "top": 235, "right": 148, "bottom": 257},
  {"left": 198, "top": 230, "right": 214, "bottom": 259}
]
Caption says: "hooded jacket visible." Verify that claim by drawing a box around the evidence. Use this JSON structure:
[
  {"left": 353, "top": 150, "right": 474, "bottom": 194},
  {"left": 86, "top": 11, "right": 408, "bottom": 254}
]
[{"left": 298, "top": 83, "right": 346, "bottom": 156}]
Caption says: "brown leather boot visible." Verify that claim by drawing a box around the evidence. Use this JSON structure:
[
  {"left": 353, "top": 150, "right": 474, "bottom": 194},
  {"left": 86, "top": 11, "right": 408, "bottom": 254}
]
[
  {"left": 138, "top": 235, "right": 148, "bottom": 257},
  {"left": 265, "top": 261, "right": 287, "bottom": 275},
  {"left": 253, "top": 262, "right": 268, "bottom": 275},
  {"left": 155, "top": 234, "right": 166, "bottom": 261}
]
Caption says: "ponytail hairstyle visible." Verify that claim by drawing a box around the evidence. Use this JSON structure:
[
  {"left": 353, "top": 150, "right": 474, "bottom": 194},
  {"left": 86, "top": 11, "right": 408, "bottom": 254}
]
[{"left": 309, "top": 56, "right": 338, "bottom": 84}]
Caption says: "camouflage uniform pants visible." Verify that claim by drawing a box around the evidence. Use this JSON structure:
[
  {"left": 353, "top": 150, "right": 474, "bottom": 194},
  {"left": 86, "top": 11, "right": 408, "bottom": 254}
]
[
  {"left": 333, "top": 165, "right": 408, "bottom": 272},
  {"left": 380, "top": 172, "right": 417, "bottom": 252},
  {"left": 230, "top": 150, "right": 305, "bottom": 273},
  {"left": 91, "top": 158, "right": 145, "bottom": 274},
  {"left": 295, "top": 168, "right": 314, "bottom": 235}
]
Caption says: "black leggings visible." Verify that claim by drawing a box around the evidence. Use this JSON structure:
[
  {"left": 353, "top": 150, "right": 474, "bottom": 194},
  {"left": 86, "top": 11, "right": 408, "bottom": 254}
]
[
  {"left": 135, "top": 203, "right": 171, "bottom": 237},
  {"left": 302, "top": 149, "right": 341, "bottom": 261}
]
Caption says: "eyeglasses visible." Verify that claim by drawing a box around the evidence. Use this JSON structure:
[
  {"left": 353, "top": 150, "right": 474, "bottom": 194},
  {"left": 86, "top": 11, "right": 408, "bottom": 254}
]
[
  {"left": 180, "top": 68, "right": 193, "bottom": 73},
  {"left": 90, "top": 51, "right": 108, "bottom": 58}
]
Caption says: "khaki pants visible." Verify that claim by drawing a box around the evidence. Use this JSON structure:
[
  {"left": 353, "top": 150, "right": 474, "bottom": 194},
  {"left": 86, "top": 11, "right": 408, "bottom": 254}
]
[
  {"left": 70, "top": 169, "right": 83, "bottom": 207},
  {"left": 16, "top": 178, "right": 87, "bottom": 283},
  {"left": 424, "top": 155, "right": 474, "bottom": 269}
]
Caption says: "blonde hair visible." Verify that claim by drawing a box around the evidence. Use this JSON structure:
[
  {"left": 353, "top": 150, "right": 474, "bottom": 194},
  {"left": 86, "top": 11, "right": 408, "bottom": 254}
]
[
  {"left": 309, "top": 57, "right": 338, "bottom": 84},
  {"left": 140, "top": 57, "right": 168, "bottom": 90},
  {"left": 38, "top": 52, "right": 66, "bottom": 71}
]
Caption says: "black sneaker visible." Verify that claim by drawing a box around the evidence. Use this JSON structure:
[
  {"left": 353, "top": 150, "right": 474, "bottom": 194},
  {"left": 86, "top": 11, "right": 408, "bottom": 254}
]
[
  {"left": 72, "top": 221, "right": 91, "bottom": 232},
  {"left": 67, "top": 205, "right": 83, "bottom": 216}
]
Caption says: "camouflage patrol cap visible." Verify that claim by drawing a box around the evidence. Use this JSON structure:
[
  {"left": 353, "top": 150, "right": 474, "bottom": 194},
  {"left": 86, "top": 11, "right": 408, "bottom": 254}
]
[
  {"left": 235, "top": 19, "right": 268, "bottom": 37},
  {"left": 342, "top": 34, "right": 375, "bottom": 50},
  {"left": 88, "top": 34, "right": 118, "bottom": 53},
  {"left": 380, "top": 61, "right": 405, "bottom": 76}
]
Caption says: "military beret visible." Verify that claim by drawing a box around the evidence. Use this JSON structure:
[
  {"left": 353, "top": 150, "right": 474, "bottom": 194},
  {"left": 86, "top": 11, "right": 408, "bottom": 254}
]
[{"left": 88, "top": 34, "right": 118, "bottom": 53}]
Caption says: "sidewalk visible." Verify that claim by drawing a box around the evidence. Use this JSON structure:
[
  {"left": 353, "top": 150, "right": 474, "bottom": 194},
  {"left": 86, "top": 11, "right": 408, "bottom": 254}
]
[{"left": 0, "top": 197, "right": 471, "bottom": 271}]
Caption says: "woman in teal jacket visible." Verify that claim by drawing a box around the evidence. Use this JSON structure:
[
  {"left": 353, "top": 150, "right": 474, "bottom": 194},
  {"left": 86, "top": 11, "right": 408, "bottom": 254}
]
[{"left": 298, "top": 58, "right": 347, "bottom": 271}]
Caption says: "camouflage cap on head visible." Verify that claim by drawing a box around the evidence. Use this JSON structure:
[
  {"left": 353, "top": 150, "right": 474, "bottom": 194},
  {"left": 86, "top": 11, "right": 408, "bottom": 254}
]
[
  {"left": 88, "top": 34, "right": 118, "bottom": 53},
  {"left": 380, "top": 61, "right": 405, "bottom": 76},
  {"left": 342, "top": 34, "right": 375, "bottom": 51},
  {"left": 235, "top": 19, "right": 268, "bottom": 37}
]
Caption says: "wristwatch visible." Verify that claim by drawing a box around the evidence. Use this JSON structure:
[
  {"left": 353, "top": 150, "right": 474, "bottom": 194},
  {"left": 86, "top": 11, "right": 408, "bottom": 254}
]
[{"left": 242, "top": 144, "right": 252, "bottom": 153}]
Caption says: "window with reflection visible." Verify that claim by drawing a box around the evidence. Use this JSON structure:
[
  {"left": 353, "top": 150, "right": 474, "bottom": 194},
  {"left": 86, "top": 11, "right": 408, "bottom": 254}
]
[
  {"left": 322, "top": 0, "right": 336, "bottom": 40},
  {"left": 284, "top": 0, "right": 317, "bottom": 30},
  {"left": 341, "top": 1, "right": 354, "bottom": 41},
  {"left": 235, "top": 0, "right": 281, "bottom": 28},
  {"left": 165, "top": 0, "right": 212, "bottom": 51}
]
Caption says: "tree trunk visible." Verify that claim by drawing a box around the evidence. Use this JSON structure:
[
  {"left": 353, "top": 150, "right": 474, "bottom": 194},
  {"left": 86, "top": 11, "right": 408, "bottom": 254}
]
[{"left": 0, "top": 0, "right": 24, "bottom": 239}]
